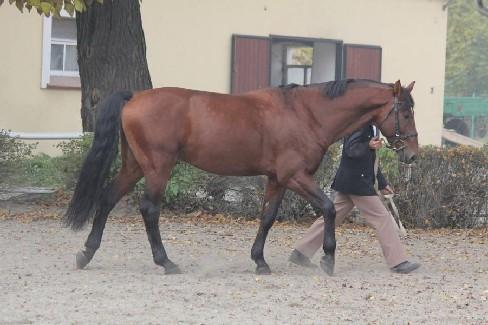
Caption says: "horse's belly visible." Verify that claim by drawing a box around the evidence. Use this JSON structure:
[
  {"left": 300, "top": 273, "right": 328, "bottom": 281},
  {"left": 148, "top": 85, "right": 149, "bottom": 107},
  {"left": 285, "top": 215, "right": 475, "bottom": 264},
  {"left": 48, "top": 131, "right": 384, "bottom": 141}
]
[{"left": 180, "top": 138, "right": 266, "bottom": 176}]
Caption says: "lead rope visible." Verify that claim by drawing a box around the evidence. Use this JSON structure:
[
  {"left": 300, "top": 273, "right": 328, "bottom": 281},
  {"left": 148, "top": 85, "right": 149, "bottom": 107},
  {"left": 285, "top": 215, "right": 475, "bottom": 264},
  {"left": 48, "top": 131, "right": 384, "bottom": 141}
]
[
  {"left": 388, "top": 159, "right": 410, "bottom": 237},
  {"left": 405, "top": 163, "right": 412, "bottom": 182},
  {"left": 377, "top": 132, "right": 408, "bottom": 236}
]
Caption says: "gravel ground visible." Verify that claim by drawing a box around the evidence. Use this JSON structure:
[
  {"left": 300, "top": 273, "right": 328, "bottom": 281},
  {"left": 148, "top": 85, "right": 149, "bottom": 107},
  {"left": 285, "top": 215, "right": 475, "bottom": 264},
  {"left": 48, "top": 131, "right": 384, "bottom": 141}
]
[{"left": 0, "top": 211, "right": 487, "bottom": 324}]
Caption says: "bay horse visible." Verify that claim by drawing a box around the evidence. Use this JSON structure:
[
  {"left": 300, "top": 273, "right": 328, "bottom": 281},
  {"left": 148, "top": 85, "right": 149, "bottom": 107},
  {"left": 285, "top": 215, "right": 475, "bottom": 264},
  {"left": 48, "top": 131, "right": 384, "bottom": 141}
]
[{"left": 64, "top": 79, "right": 418, "bottom": 275}]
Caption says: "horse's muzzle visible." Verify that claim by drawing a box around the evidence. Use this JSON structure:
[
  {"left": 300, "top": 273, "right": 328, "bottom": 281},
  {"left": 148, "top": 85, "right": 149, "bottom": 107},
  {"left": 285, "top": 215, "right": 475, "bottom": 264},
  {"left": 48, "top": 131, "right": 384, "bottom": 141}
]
[{"left": 400, "top": 150, "right": 416, "bottom": 164}]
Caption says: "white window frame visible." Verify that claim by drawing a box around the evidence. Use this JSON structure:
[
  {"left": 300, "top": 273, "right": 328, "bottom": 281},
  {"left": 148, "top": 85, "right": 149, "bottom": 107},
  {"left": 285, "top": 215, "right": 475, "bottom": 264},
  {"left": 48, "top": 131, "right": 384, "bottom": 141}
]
[
  {"left": 41, "top": 11, "right": 79, "bottom": 88},
  {"left": 50, "top": 40, "right": 78, "bottom": 76}
]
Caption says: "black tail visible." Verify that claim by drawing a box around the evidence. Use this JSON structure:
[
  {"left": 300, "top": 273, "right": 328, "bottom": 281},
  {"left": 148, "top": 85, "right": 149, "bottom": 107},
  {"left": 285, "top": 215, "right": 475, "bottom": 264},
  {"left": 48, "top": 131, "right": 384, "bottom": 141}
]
[{"left": 64, "top": 91, "right": 133, "bottom": 230}]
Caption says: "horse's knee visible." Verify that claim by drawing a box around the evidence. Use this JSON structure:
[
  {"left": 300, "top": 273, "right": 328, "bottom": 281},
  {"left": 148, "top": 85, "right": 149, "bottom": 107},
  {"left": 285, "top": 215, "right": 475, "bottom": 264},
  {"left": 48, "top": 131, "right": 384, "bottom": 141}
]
[{"left": 140, "top": 194, "right": 160, "bottom": 220}]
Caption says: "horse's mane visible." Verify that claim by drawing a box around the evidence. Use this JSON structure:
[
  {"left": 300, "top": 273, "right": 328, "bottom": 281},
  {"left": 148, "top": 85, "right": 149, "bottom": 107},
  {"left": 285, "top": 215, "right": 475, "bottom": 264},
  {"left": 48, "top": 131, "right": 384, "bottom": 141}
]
[
  {"left": 279, "top": 83, "right": 301, "bottom": 90},
  {"left": 279, "top": 79, "right": 394, "bottom": 99},
  {"left": 323, "top": 79, "right": 355, "bottom": 98},
  {"left": 279, "top": 79, "right": 416, "bottom": 108},
  {"left": 322, "top": 79, "right": 396, "bottom": 99}
]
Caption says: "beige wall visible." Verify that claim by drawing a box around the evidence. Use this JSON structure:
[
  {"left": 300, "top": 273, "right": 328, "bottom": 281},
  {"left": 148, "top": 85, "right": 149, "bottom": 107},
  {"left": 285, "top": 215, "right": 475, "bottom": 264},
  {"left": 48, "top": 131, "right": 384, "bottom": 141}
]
[
  {"left": 0, "top": 5, "right": 82, "bottom": 154},
  {"left": 0, "top": 0, "right": 447, "bottom": 155},
  {"left": 142, "top": 0, "right": 447, "bottom": 146}
]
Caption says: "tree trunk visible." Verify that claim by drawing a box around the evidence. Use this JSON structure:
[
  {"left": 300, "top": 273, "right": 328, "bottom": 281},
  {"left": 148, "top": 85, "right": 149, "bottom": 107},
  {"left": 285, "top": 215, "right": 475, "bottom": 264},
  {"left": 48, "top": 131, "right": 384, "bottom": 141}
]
[{"left": 76, "top": 0, "right": 152, "bottom": 131}]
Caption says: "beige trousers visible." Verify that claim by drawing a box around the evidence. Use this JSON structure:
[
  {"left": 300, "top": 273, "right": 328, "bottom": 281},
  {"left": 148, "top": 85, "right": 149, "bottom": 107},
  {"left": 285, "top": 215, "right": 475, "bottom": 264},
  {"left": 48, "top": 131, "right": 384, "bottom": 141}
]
[{"left": 294, "top": 192, "right": 408, "bottom": 268}]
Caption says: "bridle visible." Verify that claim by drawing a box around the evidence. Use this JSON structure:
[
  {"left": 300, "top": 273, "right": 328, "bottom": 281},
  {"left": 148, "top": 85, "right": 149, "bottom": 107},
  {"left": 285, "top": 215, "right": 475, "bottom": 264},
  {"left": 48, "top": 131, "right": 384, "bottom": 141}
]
[{"left": 378, "top": 96, "right": 418, "bottom": 152}]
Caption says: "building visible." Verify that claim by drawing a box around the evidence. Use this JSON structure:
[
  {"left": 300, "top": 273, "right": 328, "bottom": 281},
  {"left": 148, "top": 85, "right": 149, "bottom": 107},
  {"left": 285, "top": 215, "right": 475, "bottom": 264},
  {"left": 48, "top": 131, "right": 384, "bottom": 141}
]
[{"left": 0, "top": 0, "right": 448, "bottom": 154}]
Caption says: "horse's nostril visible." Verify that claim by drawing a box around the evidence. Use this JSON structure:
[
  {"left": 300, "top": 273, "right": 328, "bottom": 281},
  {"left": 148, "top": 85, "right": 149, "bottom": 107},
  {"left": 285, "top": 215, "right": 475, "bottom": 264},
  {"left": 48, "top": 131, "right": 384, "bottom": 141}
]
[{"left": 408, "top": 155, "right": 416, "bottom": 164}]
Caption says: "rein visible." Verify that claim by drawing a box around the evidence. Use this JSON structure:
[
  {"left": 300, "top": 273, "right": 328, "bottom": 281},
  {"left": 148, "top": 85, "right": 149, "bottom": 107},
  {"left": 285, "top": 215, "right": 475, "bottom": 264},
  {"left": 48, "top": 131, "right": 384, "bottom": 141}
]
[{"left": 378, "top": 97, "right": 418, "bottom": 152}]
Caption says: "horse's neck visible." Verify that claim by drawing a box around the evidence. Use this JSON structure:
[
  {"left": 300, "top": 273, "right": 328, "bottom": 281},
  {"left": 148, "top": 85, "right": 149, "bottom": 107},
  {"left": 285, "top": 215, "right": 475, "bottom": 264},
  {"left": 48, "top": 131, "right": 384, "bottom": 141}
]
[
  {"left": 330, "top": 105, "right": 379, "bottom": 141},
  {"left": 306, "top": 87, "right": 391, "bottom": 145}
]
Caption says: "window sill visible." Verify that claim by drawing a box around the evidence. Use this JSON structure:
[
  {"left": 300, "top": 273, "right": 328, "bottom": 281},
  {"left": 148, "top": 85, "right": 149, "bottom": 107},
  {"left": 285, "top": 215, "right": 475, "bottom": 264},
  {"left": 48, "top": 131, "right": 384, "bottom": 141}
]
[{"left": 46, "top": 75, "right": 81, "bottom": 89}]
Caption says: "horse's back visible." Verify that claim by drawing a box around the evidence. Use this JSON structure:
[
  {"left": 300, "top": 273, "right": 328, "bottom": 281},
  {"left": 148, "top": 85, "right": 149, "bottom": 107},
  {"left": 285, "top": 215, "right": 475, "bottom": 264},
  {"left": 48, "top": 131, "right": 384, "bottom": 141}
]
[{"left": 120, "top": 86, "right": 284, "bottom": 176}]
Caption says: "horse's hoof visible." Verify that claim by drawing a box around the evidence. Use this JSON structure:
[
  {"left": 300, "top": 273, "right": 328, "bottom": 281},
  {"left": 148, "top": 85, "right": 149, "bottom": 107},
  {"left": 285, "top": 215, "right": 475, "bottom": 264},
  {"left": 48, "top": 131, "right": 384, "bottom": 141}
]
[
  {"left": 76, "top": 251, "right": 91, "bottom": 269},
  {"left": 164, "top": 263, "right": 182, "bottom": 275},
  {"left": 256, "top": 265, "right": 272, "bottom": 275},
  {"left": 320, "top": 255, "right": 335, "bottom": 276}
]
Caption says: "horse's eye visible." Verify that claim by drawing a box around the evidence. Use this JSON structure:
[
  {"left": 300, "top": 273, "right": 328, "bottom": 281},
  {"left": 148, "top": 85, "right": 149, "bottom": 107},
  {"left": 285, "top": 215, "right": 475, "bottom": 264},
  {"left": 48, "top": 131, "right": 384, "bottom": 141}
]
[{"left": 403, "top": 114, "right": 410, "bottom": 119}]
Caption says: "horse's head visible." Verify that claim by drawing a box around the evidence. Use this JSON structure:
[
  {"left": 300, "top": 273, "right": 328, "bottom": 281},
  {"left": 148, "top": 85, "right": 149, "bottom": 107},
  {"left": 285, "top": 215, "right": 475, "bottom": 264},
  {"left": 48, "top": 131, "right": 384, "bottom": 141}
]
[{"left": 375, "top": 80, "right": 418, "bottom": 164}]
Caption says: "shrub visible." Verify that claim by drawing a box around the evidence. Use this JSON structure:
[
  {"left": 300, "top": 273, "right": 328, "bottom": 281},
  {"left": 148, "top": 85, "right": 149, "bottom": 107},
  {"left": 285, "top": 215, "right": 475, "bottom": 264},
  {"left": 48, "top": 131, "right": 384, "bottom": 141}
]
[
  {"left": 0, "top": 130, "right": 36, "bottom": 164},
  {"left": 55, "top": 134, "right": 94, "bottom": 188},
  {"left": 164, "top": 162, "right": 209, "bottom": 206},
  {"left": 0, "top": 130, "right": 37, "bottom": 185},
  {"left": 0, "top": 134, "right": 91, "bottom": 188},
  {"left": 380, "top": 145, "right": 488, "bottom": 228}
]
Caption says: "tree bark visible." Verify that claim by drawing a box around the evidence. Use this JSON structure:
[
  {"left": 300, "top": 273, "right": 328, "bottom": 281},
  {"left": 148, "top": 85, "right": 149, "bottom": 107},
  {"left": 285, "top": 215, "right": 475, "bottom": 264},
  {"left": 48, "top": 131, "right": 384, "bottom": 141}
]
[{"left": 76, "top": 0, "right": 152, "bottom": 131}]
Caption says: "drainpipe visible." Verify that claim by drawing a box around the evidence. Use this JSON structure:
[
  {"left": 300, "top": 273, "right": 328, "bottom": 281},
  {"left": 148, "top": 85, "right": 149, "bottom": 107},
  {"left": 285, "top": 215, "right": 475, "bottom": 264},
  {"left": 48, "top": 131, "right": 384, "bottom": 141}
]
[{"left": 3, "top": 131, "right": 86, "bottom": 140}]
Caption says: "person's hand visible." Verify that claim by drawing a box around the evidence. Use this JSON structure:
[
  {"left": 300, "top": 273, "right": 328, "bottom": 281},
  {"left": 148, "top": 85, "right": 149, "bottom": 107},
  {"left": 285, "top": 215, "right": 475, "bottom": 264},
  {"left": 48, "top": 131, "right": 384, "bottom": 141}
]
[
  {"left": 380, "top": 185, "right": 395, "bottom": 195},
  {"left": 368, "top": 136, "right": 382, "bottom": 150}
]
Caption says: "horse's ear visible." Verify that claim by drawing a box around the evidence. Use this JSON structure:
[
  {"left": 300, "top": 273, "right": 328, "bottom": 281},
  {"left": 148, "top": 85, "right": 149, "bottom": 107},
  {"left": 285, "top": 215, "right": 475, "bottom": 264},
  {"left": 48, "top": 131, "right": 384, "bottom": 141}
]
[
  {"left": 393, "top": 80, "right": 401, "bottom": 97},
  {"left": 406, "top": 81, "right": 415, "bottom": 93}
]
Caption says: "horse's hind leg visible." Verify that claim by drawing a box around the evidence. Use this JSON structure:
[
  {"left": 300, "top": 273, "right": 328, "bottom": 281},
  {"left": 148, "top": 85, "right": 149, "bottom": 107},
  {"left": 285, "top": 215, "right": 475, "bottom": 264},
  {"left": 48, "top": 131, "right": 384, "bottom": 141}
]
[
  {"left": 139, "top": 157, "right": 181, "bottom": 274},
  {"left": 251, "top": 177, "right": 286, "bottom": 274},
  {"left": 76, "top": 141, "right": 142, "bottom": 269},
  {"left": 76, "top": 164, "right": 142, "bottom": 269}
]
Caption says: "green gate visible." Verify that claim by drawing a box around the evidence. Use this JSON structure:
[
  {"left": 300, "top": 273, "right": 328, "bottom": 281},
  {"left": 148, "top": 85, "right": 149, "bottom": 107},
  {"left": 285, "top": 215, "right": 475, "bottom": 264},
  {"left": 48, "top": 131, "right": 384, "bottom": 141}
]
[{"left": 444, "top": 97, "right": 488, "bottom": 138}]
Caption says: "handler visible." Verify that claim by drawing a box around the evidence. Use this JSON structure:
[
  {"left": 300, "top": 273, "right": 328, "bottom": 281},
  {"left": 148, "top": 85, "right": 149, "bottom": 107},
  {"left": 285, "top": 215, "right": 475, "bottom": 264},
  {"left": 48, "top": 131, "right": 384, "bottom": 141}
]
[{"left": 289, "top": 125, "right": 420, "bottom": 274}]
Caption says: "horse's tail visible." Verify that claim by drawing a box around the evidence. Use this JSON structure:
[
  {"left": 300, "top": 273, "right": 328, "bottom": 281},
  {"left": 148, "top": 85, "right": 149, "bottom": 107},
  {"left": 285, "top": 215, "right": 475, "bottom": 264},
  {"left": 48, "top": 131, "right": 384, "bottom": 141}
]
[{"left": 64, "top": 91, "right": 133, "bottom": 231}]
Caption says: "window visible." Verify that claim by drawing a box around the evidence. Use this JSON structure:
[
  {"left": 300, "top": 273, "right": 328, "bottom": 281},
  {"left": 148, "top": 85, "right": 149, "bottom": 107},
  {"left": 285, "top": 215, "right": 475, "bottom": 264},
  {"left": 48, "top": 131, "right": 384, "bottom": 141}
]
[
  {"left": 42, "top": 14, "right": 80, "bottom": 88},
  {"left": 231, "top": 34, "right": 381, "bottom": 94},
  {"left": 270, "top": 37, "right": 342, "bottom": 88},
  {"left": 283, "top": 45, "right": 313, "bottom": 85}
]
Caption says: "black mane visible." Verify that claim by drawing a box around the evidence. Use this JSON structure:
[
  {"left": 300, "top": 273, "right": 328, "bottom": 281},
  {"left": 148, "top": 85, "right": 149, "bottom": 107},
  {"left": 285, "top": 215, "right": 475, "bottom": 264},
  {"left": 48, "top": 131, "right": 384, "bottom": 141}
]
[
  {"left": 280, "top": 79, "right": 403, "bottom": 101},
  {"left": 323, "top": 79, "right": 354, "bottom": 98},
  {"left": 279, "top": 83, "right": 301, "bottom": 90},
  {"left": 323, "top": 79, "right": 396, "bottom": 99}
]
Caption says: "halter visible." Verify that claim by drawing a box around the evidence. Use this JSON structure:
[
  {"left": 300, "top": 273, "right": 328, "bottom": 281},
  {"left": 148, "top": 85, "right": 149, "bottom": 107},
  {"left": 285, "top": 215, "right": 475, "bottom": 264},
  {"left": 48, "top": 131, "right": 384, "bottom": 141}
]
[{"left": 378, "top": 96, "right": 418, "bottom": 152}]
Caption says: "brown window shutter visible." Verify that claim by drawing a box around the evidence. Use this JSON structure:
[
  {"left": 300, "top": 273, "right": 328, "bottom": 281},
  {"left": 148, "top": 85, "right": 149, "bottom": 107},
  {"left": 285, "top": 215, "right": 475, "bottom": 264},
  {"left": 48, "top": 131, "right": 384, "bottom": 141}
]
[
  {"left": 231, "top": 35, "right": 271, "bottom": 94},
  {"left": 343, "top": 44, "right": 382, "bottom": 81}
]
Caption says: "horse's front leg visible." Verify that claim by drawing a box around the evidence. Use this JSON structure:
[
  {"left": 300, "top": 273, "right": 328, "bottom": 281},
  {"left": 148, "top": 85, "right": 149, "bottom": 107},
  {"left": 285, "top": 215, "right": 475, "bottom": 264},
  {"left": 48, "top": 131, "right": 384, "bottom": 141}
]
[
  {"left": 251, "top": 177, "right": 286, "bottom": 275},
  {"left": 286, "top": 171, "right": 336, "bottom": 275}
]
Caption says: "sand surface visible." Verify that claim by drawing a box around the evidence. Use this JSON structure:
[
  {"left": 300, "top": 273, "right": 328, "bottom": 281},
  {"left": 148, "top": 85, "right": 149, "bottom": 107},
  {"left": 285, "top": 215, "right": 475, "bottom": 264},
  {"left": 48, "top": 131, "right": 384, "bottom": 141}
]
[{"left": 1, "top": 210, "right": 487, "bottom": 324}]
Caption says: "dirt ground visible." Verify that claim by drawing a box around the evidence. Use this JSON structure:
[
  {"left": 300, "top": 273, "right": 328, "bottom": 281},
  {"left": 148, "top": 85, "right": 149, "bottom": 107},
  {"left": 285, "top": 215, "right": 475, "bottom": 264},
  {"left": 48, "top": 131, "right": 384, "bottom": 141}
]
[{"left": 0, "top": 196, "right": 487, "bottom": 324}]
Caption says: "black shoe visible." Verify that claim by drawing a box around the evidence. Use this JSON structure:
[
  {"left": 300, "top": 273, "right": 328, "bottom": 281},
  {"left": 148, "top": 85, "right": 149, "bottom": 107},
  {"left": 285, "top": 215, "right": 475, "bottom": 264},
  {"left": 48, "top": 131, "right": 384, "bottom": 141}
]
[
  {"left": 391, "top": 261, "right": 421, "bottom": 274},
  {"left": 289, "top": 249, "right": 317, "bottom": 268}
]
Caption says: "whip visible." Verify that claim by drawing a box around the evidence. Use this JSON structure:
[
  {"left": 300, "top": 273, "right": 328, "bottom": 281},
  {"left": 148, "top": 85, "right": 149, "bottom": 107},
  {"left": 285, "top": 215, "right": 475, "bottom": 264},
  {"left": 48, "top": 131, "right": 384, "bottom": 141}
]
[{"left": 383, "top": 193, "right": 407, "bottom": 237}]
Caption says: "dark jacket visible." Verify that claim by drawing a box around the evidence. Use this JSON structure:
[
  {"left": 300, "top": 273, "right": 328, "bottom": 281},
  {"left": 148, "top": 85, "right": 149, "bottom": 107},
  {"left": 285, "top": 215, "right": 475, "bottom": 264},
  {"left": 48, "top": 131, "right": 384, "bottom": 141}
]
[{"left": 331, "top": 125, "right": 388, "bottom": 196}]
